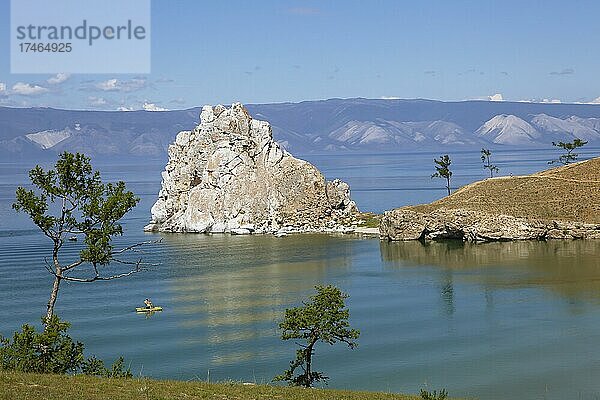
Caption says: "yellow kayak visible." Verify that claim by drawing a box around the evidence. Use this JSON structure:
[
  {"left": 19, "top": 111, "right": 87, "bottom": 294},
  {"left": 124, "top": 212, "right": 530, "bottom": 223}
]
[{"left": 135, "top": 306, "right": 163, "bottom": 312}]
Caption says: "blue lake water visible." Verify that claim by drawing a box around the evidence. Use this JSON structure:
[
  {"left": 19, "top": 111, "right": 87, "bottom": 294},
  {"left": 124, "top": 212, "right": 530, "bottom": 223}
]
[{"left": 1, "top": 147, "right": 600, "bottom": 400}]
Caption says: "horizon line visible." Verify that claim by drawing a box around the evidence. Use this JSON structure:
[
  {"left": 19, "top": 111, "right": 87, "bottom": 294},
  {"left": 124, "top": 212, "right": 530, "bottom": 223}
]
[{"left": 2, "top": 96, "right": 600, "bottom": 112}]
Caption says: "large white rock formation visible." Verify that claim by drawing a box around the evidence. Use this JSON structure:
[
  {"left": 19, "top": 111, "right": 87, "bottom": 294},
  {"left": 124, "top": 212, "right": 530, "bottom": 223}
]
[{"left": 145, "top": 103, "right": 358, "bottom": 234}]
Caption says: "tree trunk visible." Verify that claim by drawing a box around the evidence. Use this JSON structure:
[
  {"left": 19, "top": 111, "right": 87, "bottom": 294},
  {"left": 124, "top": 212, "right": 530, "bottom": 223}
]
[
  {"left": 46, "top": 273, "right": 61, "bottom": 323},
  {"left": 47, "top": 237, "right": 63, "bottom": 326},
  {"left": 304, "top": 338, "right": 316, "bottom": 387},
  {"left": 446, "top": 176, "right": 451, "bottom": 195}
]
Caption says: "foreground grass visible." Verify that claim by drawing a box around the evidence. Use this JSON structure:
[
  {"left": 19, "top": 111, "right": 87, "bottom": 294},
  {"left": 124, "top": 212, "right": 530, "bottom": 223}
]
[{"left": 0, "top": 371, "right": 424, "bottom": 400}]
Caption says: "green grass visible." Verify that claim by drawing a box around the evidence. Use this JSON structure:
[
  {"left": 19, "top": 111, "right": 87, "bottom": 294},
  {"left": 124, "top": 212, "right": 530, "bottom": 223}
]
[
  {"left": 0, "top": 371, "right": 426, "bottom": 400},
  {"left": 356, "top": 212, "right": 382, "bottom": 228}
]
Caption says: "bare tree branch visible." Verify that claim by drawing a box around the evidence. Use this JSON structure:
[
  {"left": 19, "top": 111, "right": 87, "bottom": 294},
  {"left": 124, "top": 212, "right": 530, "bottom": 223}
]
[
  {"left": 43, "top": 257, "right": 55, "bottom": 276},
  {"left": 59, "top": 270, "right": 142, "bottom": 283},
  {"left": 113, "top": 239, "right": 162, "bottom": 254},
  {"left": 62, "top": 260, "right": 83, "bottom": 272},
  {"left": 111, "top": 258, "right": 159, "bottom": 267},
  {"left": 46, "top": 259, "right": 146, "bottom": 283}
]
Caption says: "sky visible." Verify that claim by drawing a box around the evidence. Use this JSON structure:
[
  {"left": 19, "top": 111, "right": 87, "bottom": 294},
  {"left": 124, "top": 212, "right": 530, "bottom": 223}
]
[{"left": 1, "top": 0, "right": 600, "bottom": 110}]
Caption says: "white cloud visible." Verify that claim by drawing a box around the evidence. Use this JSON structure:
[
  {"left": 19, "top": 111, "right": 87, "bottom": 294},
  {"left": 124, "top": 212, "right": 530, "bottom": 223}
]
[
  {"left": 47, "top": 73, "right": 71, "bottom": 85},
  {"left": 96, "top": 79, "right": 119, "bottom": 91},
  {"left": 380, "top": 96, "right": 401, "bottom": 100},
  {"left": 588, "top": 96, "right": 600, "bottom": 104},
  {"left": 517, "top": 98, "right": 562, "bottom": 104},
  {"left": 87, "top": 96, "right": 109, "bottom": 107},
  {"left": 12, "top": 82, "right": 49, "bottom": 96},
  {"left": 143, "top": 102, "right": 168, "bottom": 111},
  {"left": 468, "top": 93, "right": 504, "bottom": 101},
  {"left": 95, "top": 78, "right": 147, "bottom": 92},
  {"left": 0, "top": 82, "right": 6, "bottom": 96},
  {"left": 570, "top": 97, "right": 600, "bottom": 105},
  {"left": 550, "top": 68, "right": 574, "bottom": 76},
  {"left": 116, "top": 101, "right": 169, "bottom": 111}
]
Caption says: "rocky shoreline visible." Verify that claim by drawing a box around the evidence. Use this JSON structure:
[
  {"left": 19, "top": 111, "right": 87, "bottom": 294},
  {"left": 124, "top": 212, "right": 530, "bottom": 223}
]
[{"left": 379, "top": 207, "right": 600, "bottom": 242}]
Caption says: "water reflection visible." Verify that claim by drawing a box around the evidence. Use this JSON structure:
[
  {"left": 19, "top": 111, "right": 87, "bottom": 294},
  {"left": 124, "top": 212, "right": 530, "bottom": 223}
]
[
  {"left": 156, "top": 233, "right": 355, "bottom": 363},
  {"left": 440, "top": 270, "right": 455, "bottom": 317},
  {"left": 381, "top": 240, "right": 600, "bottom": 303}
]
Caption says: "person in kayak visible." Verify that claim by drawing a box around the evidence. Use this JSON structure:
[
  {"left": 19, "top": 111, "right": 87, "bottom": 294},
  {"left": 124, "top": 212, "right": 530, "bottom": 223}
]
[{"left": 144, "top": 298, "right": 154, "bottom": 309}]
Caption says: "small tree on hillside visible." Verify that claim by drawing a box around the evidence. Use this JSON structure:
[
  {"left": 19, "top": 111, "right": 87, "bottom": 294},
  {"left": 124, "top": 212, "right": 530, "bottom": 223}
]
[
  {"left": 12, "top": 152, "right": 156, "bottom": 325},
  {"left": 431, "top": 154, "right": 452, "bottom": 195},
  {"left": 480, "top": 148, "right": 499, "bottom": 178},
  {"left": 549, "top": 138, "right": 588, "bottom": 165},
  {"left": 274, "top": 285, "right": 360, "bottom": 387}
]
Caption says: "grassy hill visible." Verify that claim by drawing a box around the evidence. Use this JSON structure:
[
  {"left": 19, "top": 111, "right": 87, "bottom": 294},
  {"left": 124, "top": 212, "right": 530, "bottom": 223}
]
[{"left": 410, "top": 157, "right": 600, "bottom": 223}]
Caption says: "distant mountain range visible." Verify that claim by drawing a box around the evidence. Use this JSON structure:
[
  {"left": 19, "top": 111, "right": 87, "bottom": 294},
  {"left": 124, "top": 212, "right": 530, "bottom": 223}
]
[{"left": 2, "top": 98, "right": 600, "bottom": 160}]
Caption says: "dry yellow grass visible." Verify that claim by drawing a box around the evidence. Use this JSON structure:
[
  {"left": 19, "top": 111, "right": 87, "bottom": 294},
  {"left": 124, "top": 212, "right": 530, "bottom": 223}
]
[{"left": 410, "top": 157, "right": 600, "bottom": 223}]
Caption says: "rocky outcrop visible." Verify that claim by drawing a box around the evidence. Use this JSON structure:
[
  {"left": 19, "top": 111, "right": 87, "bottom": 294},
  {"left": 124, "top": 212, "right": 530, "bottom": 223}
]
[
  {"left": 380, "top": 158, "right": 600, "bottom": 242},
  {"left": 145, "top": 103, "right": 358, "bottom": 234},
  {"left": 380, "top": 208, "right": 600, "bottom": 242}
]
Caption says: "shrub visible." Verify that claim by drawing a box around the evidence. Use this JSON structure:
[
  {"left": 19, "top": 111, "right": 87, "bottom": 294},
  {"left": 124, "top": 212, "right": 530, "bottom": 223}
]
[
  {"left": 0, "top": 315, "right": 131, "bottom": 378},
  {"left": 0, "top": 315, "right": 83, "bottom": 374},
  {"left": 420, "top": 388, "right": 448, "bottom": 400},
  {"left": 81, "top": 356, "right": 132, "bottom": 378}
]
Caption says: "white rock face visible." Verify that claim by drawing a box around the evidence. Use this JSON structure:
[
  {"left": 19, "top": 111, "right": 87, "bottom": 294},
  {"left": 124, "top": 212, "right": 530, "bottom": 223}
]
[
  {"left": 25, "top": 128, "right": 72, "bottom": 149},
  {"left": 145, "top": 103, "right": 358, "bottom": 234}
]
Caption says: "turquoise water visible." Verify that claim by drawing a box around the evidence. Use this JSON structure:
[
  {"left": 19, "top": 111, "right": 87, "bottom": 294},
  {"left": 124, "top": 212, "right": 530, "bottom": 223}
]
[{"left": 1, "top": 148, "right": 600, "bottom": 399}]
